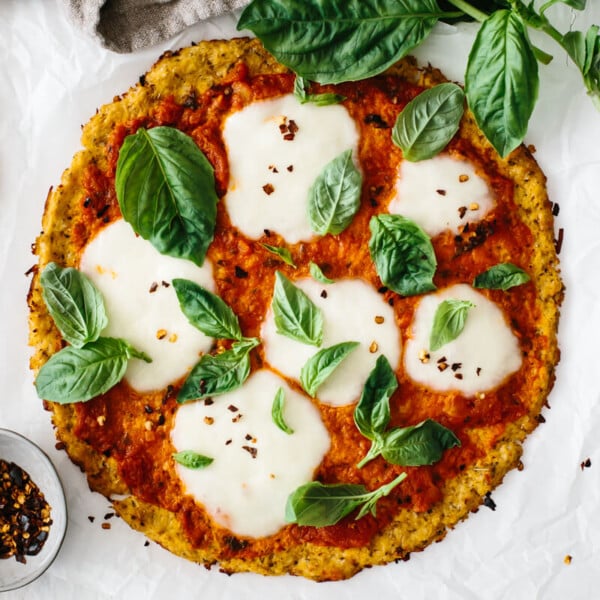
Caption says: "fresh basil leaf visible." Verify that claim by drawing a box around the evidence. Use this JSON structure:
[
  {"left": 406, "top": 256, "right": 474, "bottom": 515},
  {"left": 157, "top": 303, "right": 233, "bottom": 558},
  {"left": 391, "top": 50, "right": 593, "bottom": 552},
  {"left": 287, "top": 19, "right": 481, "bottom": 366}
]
[
  {"left": 261, "top": 244, "right": 296, "bottom": 268},
  {"left": 294, "top": 76, "right": 346, "bottom": 106},
  {"left": 392, "top": 82, "right": 465, "bottom": 161},
  {"left": 272, "top": 387, "right": 294, "bottom": 434},
  {"left": 272, "top": 271, "right": 323, "bottom": 347},
  {"left": 40, "top": 262, "right": 107, "bottom": 348},
  {"left": 177, "top": 338, "right": 259, "bottom": 403},
  {"left": 173, "top": 278, "right": 242, "bottom": 340},
  {"left": 473, "top": 263, "right": 530, "bottom": 290},
  {"left": 368, "top": 214, "right": 437, "bottom": 296},
  {"left": 300, "top": 341, "right": 359, "bottom": 397},
  {"left": 429, "top": 299, "right": 474, "bottom": 351},
  {"left": 172, "top": 450, "right": 214, "bottom": 469},
  {"left": 285, "top": 472, "right": 407, "bottom": 527},
  {"left": 546, "top": 0, "right": 586, "bottom": 10},
  {"left": 307, "top": 149, "right": 362, "bottom": 236},
  {"left": 354, "top": 355, "right": 397, "bottom": 441},
  {"left": 380, "top": 419, "right": 460, "bottom": 466},
  {"left": 465, "top": 10, "right": 538, "bottom": 157},
  {"left": 309, "top": 262, "right": 334, "bottom": 284},
  {"left": 115, "top": 126, "right": 218, "bottom": 266},
  {"left": 35, "top": 337, "right": 150, "bottom": 404},
  {"left": 563, "top": 26, "right": 600, "bottom": 108},
  {"left": 238, "top": 0, "right": 441, "bottom": 84}
]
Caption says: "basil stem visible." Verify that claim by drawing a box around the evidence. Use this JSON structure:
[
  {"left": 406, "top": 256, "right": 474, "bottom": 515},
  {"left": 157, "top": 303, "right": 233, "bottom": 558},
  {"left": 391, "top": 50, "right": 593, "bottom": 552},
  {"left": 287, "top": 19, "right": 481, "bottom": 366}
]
[
  {"left": 429, "top": 299, "right": 474, "bottom": 351},
  {"left": 40, "top": 262, "right": 107, "bottom": 348},
  {"left": 285, "top": 473, "right": 407, "bottom": 527},
  {"left": 473, "top": 263, "right": 530, "bottom": 290},
  {"left": 307, "top": 149, "right": 362, "bottom": 236},
  {"left": 172, "top": 450, "right": 214, "bottom": 469},
  {"left": 173, "top": 278, "right": 243, "bottom": 340},
  {"left": 115, "top": 126, "right": 218, "bottom": 266},
  {"left": 35, "top": 337, "right": 151, "bottom": 404},
  {"left": 272, "top": 271, "right": 323, "bottom": 347},
  {"left": 177, "top": 338, "right": 259, "bottom": 403},
  {"left": 392, "top": 82, "right": 465, "bottom": 161},
  {"left": 369, "top": 214, "right": 437, "bottom": 297},
  {"left": 300, "top": 341, "right": 360, "bottom": 397},
  {"left": 272, "top": 387, "right": 294, "bottom": 434}
]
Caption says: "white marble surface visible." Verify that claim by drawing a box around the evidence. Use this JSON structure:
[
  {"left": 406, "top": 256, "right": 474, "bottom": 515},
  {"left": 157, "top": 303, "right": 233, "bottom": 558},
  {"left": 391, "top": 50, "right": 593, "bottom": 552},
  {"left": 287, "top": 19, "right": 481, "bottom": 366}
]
[{"left": 1, "top": 1, "right": 599, "bottom": 598}]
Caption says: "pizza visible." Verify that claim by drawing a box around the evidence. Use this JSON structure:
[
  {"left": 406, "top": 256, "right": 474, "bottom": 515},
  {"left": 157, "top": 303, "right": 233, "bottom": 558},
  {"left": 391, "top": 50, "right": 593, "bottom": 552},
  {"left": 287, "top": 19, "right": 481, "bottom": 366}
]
[{"left": 27, "top": 37, "right": 562, "bottom": 581}]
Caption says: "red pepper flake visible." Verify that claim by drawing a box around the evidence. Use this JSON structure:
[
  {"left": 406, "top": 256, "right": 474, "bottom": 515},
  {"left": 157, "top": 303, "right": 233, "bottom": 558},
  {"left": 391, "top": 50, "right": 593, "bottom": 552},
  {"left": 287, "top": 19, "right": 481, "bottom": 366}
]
[
  {"left": 555, "top": 227, "right": 564, "bottom": 254},
  {"left": 459, "top": 174, "right": 469, "bottom": 183},
  {"left": 552, "top": 202, "right": 560, "bottom": 217},
  {"left": 234, "top": 266, "right": 248, "bottom": 279},
  {"left": 104, "top": 512, "right": 115, "bottom": 520},
  {"left": 458, "top": 206, "right": 467, "bottom": 219},
  {"left": 204, "top": 398, "right": 214, "bottom": 406},
  {"left": 161, "top": 281, "right": 170, "bottom": 288},
  {"left": 483, "top": 492, "right": 496, "bottom": 511},
  {"left": 476, "top": 367, "right": 482, "bottom": 376},
  {"left": 101, "top": 522, "right": 111, "bottom": 530},
  {"left": 225, "top": 439, "right": 232, "bottom": 446},
  {"left": 88, "top": 515, "right": 95, "bottom": 523},
  {"left": 149, "top": 281, "right": 158, "bottom": 293},
  {"left": 436, "top": 189, "right": 447, "bottom": 196},
  {"left": 228, "top": 405, "right": 239, "bottom": 412},
  {"left": 287, "top": 165, "right": 294, "bottom": 172},
  {"left": 232, "top": 414, "right": 243, "bottom": 423},
  {"left": 242, "top": 446, "right": 258, "bottom": 459},
  {"left": 320, "top": 290, "right": 328, "bottom": 299},
  {"left": 454, "top": 373, "right": 463, "bottom": 380},
  {"left": 262, "top": 183, "right": 275, "bottom": 195},
  {"left": 279, "top": 117, "right": 299, "bottom": 141},
  {"left": 451, "top": 362, "right": 462, "bottom": 372},
  {"left": 580, "top": 457, "right": 592, "bottom": 470}
]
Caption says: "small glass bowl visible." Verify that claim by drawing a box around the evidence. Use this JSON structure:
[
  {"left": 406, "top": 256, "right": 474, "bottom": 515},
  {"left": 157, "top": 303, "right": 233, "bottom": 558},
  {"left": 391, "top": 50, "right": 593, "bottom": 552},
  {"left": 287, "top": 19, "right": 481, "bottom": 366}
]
[{"left": 0, "top": 428, "right": 67, "bottom": 592}]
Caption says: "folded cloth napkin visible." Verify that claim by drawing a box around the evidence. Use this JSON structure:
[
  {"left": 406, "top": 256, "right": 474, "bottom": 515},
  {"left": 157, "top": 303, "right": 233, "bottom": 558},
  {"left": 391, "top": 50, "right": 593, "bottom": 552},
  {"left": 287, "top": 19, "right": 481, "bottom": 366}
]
[{"left": 63, "top": 0, "right": 251, "bottom": 53}]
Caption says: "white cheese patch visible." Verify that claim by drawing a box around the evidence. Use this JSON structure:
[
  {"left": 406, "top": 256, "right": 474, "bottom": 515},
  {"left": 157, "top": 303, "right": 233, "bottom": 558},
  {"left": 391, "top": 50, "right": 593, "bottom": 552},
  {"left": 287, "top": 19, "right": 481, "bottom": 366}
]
[
  {"left": 171, "top": 369, "right": 330, "bottom": 538},
  {"left": 262, "top": 278, "right": 401, "bottom": 406},
  {"left": 222, "top": 94, "right": 359, "bottom": 243},
  {"left": 79, "top": 219, "right": 215, "bottom": 392},
  {"left": 404, "top": 284, "right": 521, "bottom": 396},
  {"left": 388, "top": 155, "right": 495, "bottom": 236}
]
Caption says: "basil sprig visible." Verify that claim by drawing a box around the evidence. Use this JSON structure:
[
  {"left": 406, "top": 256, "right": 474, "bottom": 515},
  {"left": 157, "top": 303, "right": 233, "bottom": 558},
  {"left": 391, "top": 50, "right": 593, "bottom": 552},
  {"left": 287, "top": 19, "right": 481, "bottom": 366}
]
[
  {"left": 272, "top": 387, "right": 294, "bottom": 434},
  {"left": 300, "top": 341, "right": 359, "bottom": 397},
  {"left": 473, "top": 263, "right": 530, "bottom": 291},
  {"left": 392, "top": 82, "right": 465, "bottom": 161},
  {"left": 354, "top": 355, "right": 460, "bottom": 468},
  {"left": 238, "top": 0, "right": 600, "bottom": 157},
  {"left": 261, "top": 243, "right": 296, "bottom": 268},
  {"left": 36, "top": 263, "right": 150, "bottom": 404},
  {"left": 307, "top": 149, "right": 362, "bottom": 236},
  {"left": 294, "top": 76, "right": 346, "bottom": 106},
  {"left": 272, "top": 271, "right": 323, "bottom": 346},
  {"left": 172, "top": 450, "right": 214, "bottom": 469},
  {"left": 177, "top": 338, "right": 259, "bottom": 403},
  {"left": 40, "top": 261, "right": 107, "bottom": 348},
  {"left": 115, "top": 126, "right": 218, "bottom": 266},
  {"left": 429, "top": 299, "right": 474, "bottom": 352},
  {"left": 285, "top": 472, "right": 407, "bottom": 527},
  {"left": 173, "top": 279, "right": 243, "bottom": 340},
  {"left": 369, "top": 214, "right": 437, "bottom": 296},
  {"left": 35, "top": 337, "right": 151, "bottom": 404}
]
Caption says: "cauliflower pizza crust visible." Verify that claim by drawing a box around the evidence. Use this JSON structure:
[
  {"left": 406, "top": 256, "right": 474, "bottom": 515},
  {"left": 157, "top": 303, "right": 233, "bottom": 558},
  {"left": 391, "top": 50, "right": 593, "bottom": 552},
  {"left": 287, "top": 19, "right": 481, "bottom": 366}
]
[{"left": 28, "top": 38, "right": 562, "bottom": 581}]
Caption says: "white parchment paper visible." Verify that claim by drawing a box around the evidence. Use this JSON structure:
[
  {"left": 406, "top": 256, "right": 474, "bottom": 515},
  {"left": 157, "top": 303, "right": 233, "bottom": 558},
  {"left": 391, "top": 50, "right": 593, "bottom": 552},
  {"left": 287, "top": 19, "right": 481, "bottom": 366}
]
[{"left": 1, "top": 2, "right": 599, "bottom": 598}]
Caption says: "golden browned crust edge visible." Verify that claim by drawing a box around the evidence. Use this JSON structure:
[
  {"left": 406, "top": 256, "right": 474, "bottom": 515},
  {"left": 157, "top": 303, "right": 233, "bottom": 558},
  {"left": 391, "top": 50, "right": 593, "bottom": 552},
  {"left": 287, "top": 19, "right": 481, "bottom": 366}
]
[{"left": 28, "top": 37, "right": 563, "bottom": 581}]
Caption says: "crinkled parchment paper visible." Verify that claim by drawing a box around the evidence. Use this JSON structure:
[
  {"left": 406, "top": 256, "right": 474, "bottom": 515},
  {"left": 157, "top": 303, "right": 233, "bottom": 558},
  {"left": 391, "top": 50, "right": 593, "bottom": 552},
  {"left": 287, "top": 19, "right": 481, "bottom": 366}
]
[{"left": 1, "top": 1, "right": 599, "bottom": 598}]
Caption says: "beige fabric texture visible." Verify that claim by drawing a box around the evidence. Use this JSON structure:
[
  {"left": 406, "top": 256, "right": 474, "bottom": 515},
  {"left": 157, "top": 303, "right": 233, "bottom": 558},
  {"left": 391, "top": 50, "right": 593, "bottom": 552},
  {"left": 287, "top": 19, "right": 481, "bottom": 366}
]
[{"left": 63, "top": 0, "right": 251, "bottom": 53}]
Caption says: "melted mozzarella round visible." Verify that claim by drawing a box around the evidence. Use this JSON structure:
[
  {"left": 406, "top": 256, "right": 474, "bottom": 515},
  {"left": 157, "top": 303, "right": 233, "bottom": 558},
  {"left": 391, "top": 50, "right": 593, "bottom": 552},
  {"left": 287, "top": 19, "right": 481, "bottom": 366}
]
[
  {"left": 79, "top": 219, "right": 215, "bottom": 392},
  {"left": 262, "top": 278, "right": 401, "bottom": 406},
  {"left": 171, "top": 369, "right": 330, "bottom": 537},
  {"left": 388, "top": 155, "right": 495, "bottom": 236},
  {"left": 404, "top": 284, "right": 521, "bottom": 396},
  {"left": 222, "top": 94, "right": 359, "bottom": 243}
]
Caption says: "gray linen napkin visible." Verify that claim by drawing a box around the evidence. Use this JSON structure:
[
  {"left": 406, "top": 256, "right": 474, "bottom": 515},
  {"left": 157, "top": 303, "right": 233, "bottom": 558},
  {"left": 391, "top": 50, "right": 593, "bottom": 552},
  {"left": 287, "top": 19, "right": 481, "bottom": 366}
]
[{"left": 63, "top": 0, "right": 251, "bottom": 53}]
